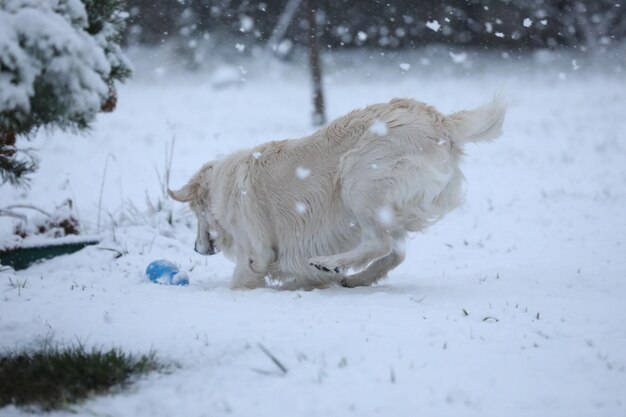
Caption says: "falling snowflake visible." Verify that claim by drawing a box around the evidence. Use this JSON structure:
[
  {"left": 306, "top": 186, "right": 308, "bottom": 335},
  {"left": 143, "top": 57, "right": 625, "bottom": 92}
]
[
  {"left": 523, "top": 18, "right": 533, "bottom": 28},
  {"left": 296, "top": 167, "right": 311, "bottom": 179},
  {"left": 370, "top": 119, "right": 388, "bottom": 136},
  {"left": 449, "top": 52, "right": 467, "bottom": 64},
  {"left": 357, "top": 31, "right": 368, "bottom": 41},
  {"left": 295, "top": 202, "right": 307, "bottom": 214},
  {"left": 235, "top": 43, "right": 245, "bottom": 52},
  {"left": 495, "top": 32, "right": 505, "bottom": 38},
  {"left": 426, "top": 20, "right": 441, "bottom": 32},
  {"left": 393, "top": 239, "right": 406, "bottom": 253},
  {"left": 252, "top": 151, "right": 262, "bottom": 159},
  {"left": 572, "top": 60, "right": 581, "bottom": 70},
  {"left": 377, "top": 207, "right": 394, "bottom": 226},
  {"left": 239, "top": 15, "right": 254, "bottom": 32},
  {"left": 399, "top": 63, "right": 411, "bottom": 71}
]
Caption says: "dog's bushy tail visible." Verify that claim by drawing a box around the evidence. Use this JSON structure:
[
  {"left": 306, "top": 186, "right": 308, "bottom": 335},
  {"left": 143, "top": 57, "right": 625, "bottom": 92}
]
[{"left": 446, "top": 95, "right": 507, "bottom": 144}]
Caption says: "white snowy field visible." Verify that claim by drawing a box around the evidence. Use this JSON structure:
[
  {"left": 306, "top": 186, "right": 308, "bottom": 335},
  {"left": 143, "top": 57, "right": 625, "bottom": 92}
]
[{"left": 1, "top": 48, "right": 626, "bottom": 416}]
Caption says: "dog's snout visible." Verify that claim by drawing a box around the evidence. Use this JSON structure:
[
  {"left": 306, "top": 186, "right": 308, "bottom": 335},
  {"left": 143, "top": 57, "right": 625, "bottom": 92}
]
[
  {"left": 194, "top": 242, "right": 216, "bottom": 255},
  {"left": 194, "top": 232, "right": 217, "bottom": 255},
  {"left": 207, "top": 232, "right": 216, "bottom": 255}
]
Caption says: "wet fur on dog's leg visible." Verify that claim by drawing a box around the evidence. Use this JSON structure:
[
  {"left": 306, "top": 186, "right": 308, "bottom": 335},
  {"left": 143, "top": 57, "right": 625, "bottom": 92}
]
[{"left": 309, "top": 262, "right": 340, "bottom": 273}]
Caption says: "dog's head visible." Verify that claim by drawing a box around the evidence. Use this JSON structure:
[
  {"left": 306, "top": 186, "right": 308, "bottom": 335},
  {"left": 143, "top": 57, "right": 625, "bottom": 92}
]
[{"left": 168, "top": 164, "right": 223, "bottom": 256}]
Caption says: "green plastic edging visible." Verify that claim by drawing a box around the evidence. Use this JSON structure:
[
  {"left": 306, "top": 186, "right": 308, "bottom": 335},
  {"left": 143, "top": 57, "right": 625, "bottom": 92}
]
[{"left": 0, "top": 241, "right": 99, "bottom": 271}]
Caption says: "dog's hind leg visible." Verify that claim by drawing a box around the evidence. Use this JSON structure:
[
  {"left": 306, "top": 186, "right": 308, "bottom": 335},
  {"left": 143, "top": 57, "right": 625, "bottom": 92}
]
[
  {"left": 339, "top": 233, "right": 406, "bottom": 288},
  {"left": 309, "top": 138, "right": 408, "bottom": 275},
  {"left": 308, "top": 218, "right": 394, "bottom": 274}
]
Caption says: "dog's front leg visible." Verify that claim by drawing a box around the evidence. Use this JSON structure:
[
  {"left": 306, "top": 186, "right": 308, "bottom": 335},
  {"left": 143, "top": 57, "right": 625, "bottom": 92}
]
[{"left": 231, "top": 259, "right": 267, "bottom": 289}]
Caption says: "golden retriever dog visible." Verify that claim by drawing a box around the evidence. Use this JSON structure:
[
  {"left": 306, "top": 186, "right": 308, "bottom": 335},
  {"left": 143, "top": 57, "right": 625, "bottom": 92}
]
[{"left": 169, "top": 97, "right": 506, "bottom": 289}]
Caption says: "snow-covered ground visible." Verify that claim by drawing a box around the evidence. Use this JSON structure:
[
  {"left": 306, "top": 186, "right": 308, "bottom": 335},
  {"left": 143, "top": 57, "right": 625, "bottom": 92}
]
[{"left": 2, "top": 48, "right": 626, "bottom": 416}]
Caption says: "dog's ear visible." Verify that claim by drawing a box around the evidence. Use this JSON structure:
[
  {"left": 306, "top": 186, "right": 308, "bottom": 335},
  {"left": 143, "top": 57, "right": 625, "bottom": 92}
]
[
  {"left": 169, "top": 162, "right": 213, "bottom": 202},
  {"left": 168, "top": 182, "right": 199, "bottom": 202}
]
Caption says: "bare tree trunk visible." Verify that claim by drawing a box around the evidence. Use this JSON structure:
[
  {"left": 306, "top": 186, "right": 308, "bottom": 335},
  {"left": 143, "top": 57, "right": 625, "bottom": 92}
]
[
  {"left": 266, "top": 0, "right": 303, "bottom": 55},
  {"left": 305, "top": 0, "right": 326, "bottom": 126},
  {"left": 0, "top": 129, "right": 26, "bottom": 186},
  {"left": 101, "top": 83, "right": 117, "bottom": 113},
  {"left": 0, "top": 130, "right": 16, "bottom": 157}
]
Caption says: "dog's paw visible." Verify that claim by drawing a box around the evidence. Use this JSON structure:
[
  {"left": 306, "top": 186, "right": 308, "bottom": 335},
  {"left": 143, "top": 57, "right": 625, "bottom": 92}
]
[
  {"left": 308, "top": 257, "right": 341, "bottom": 274},
  {"left": 340, "top": 277, "right": 354, "bottom": 288},
  {"left": 309, "top": 262, "right": 340, "bottom": 274}
]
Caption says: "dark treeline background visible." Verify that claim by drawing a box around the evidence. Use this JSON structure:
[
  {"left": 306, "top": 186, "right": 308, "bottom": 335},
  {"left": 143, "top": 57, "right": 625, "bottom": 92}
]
[{"left": 125, "top": 0, "right": 625, "bottom": 52}]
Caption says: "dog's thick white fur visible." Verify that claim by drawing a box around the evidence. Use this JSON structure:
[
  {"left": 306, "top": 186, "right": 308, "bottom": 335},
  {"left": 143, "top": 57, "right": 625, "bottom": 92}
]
[{"left": 169, "top": 97, "right": 506, "bottom": 289}]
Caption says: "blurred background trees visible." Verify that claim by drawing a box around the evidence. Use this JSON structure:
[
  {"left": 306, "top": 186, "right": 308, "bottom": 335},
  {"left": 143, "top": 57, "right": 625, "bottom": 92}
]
[
  {"left": 122, "top": 0, "right": 624, "bottom": 126},
  {"left": 2, "top": 0, "right": 623, "bottom": 186},
  {"left": 124, "top": 0, "right": 624, "bottom": 55}
]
